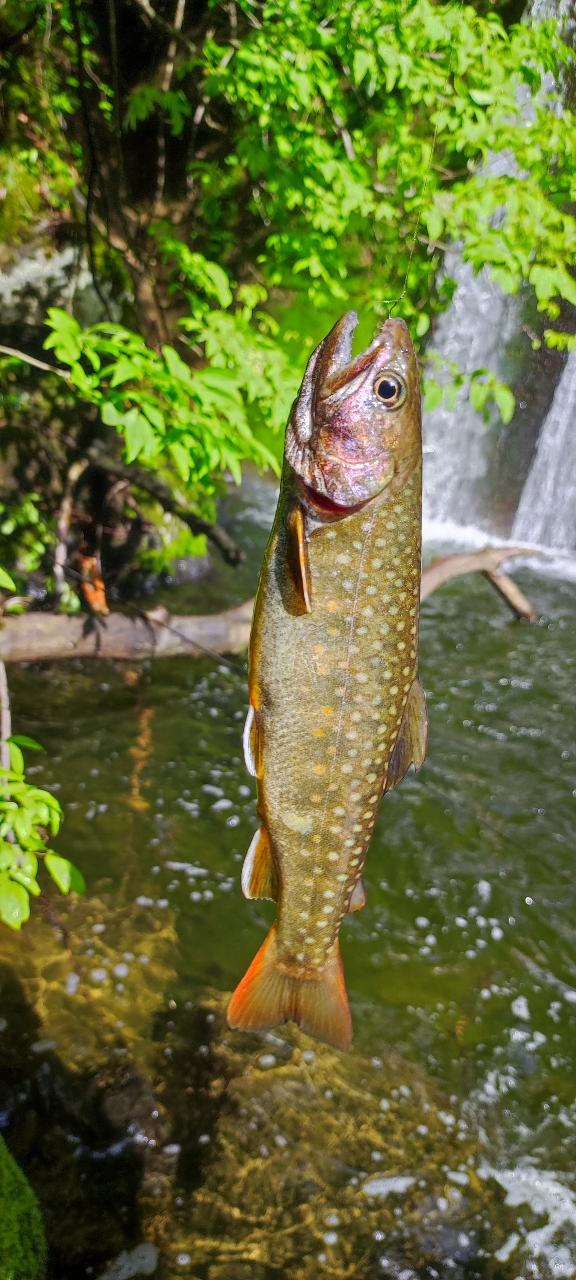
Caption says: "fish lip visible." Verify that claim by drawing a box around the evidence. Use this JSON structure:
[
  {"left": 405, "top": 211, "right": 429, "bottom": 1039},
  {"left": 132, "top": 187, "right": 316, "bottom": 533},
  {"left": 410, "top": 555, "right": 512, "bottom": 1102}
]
[{"left": 301, "top": 481, "right": 373, "bottom": 516}]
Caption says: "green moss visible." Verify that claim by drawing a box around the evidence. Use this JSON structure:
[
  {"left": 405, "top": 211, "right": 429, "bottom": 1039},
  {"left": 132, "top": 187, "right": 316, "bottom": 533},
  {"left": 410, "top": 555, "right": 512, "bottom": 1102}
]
[{"left": 0, "top": 1134, "right": 46, "bottom": 1280}]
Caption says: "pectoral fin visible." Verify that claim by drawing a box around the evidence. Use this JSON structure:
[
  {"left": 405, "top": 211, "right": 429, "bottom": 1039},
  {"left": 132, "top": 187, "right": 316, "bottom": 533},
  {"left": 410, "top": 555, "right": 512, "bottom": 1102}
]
[
  {"left": 241, "top": 824, "right": 279, "bottom": 901},
  {"left": 347, "top": 876, "right": 367, "bottom": 912},
  {"left": 385, "top": 677, "right": 428, "bottom": 793},
  {"left": 286, "top": 504, "right": 312, "bottom": 614}
]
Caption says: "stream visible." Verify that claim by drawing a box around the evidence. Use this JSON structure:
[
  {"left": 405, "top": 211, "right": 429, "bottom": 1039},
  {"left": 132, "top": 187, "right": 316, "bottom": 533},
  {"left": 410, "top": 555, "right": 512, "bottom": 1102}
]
[{"left": 1, "top": 473, "right": 576, "bottom": 1280}]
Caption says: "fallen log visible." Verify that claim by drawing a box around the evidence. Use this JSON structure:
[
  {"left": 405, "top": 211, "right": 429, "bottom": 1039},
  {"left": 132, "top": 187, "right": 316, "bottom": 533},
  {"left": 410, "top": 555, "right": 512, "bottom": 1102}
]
[
  {"left": 0, "top": 601, "right": 254, "bottom": 664},
  {"left": 420, "top": 545, "right": 538, "bottom": 621},
  {"left": 0, "top": 546, "right": 539, "bottom": 663}
]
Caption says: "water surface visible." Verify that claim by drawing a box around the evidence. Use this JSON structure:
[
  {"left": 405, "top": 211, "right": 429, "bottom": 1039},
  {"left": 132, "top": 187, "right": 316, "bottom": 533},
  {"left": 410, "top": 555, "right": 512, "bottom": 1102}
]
[{"left": 1, "top": 476, "right": 576, "bottom": 1279}]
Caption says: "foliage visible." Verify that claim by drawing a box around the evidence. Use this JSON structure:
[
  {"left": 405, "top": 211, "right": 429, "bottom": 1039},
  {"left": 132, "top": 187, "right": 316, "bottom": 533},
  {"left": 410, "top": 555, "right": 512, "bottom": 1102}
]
[
  {"left": 0, "top": 1133, "right": 47, "bottom": 1280},
  {"left": 0, "top": 736, "right": 84, "bottom": 930},
  {"left": 0, "top": 0, "right": 575, "bottom": 595},
  {"left": 44, "top": 302, "right": 296, "bottom": 482}
]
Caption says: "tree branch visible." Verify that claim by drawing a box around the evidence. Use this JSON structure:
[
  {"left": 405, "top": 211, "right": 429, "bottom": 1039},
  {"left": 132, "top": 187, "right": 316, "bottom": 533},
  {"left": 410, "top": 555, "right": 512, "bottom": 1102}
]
[
  {"left": 131, "top": 0, "right": 196, "bottom": 53},
  {"left": 87, "top": 447, "right": 244, "bottom": 565},
  {"left": 421, "top": 545, "right": 539, "bottom": 621}
]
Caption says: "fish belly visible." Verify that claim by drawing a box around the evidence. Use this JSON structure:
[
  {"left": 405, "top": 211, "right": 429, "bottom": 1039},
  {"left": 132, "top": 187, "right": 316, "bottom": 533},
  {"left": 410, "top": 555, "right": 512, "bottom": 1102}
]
[{"left": 255, "top": 466, "right": 422, "bottom": 975}]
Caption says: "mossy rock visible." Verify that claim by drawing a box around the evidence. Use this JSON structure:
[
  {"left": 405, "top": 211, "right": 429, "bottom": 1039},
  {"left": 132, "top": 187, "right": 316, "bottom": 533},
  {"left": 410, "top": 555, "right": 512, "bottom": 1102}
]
[{"left": 0, "top": 1134, "right": 46, "bottom": 1280}]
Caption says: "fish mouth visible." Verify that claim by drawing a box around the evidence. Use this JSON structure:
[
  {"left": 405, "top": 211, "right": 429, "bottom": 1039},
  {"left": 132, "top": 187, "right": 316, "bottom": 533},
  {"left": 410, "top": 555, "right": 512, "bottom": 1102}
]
[
  {"left": 286, "top": 311, "right": 409, "bottom": 507},
  {"left": 315, "top": 311, "right": 392, "bottom": 404}
]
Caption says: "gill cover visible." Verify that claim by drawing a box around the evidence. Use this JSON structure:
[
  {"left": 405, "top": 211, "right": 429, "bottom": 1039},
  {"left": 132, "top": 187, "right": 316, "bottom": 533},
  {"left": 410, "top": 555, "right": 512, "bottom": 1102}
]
[{"left": 285, "top": 312, "right": 421, "bottom": 508}]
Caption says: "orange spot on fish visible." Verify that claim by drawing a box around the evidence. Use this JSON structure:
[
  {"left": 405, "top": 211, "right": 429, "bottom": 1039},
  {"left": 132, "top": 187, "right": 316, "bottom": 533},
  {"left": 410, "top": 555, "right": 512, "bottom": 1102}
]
[
  {"left": 311, "top": 728, "right": 324, "bottom": 737},
  {"left": 321, "top": 706, "right": 334, "bottom": 716},
  {"left": 327, "top": 601, "right": 338, "bottom": 611},
  {"left": 313, "top": 764, "right": 325, "bottom": 775},
  {"left": 315, "top": 644, "right": 324, "bottom": 654}
]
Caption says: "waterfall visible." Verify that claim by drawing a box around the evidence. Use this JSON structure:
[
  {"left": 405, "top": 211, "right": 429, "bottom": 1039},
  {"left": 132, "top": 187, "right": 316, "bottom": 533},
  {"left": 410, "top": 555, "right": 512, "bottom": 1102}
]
[
  {"left": 422, "top": 244, "right": 520, "bottom": 536},
  {"left": 512, "top": 349, "right": 576, "bottom": 552},
  {"left": 423, "top": 0, "right": 574, "bottom": 554}
]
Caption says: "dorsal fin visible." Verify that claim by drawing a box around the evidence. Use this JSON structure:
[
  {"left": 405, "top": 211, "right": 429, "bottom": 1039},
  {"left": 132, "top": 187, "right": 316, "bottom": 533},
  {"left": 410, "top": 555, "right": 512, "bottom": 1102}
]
[
  {"left": 286, "top": 504, "right": 312, "bottom": 614},
  {"left": 241, "top": 825, "right": 278, "bottom": 901},
  {"left": 385, "top": 677, "right": 428, "bottom": 793}
]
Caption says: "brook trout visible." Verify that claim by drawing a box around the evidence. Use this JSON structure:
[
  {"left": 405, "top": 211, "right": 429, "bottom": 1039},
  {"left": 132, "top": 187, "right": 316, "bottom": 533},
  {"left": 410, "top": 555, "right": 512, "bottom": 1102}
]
[{"left": 227, "top": 312, "right": 427, "bottom": 1049}]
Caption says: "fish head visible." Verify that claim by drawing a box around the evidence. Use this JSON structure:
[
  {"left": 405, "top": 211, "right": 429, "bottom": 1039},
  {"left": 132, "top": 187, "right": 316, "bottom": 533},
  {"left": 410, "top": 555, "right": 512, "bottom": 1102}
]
[{"left": 285, "top": 311, "right": 421, "bottom": 509}]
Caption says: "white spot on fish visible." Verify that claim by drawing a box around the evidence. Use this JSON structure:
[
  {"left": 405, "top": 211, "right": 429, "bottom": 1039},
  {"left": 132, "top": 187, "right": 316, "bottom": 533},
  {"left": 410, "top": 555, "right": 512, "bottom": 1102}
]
[{"left": 281, "top": 811, "right": 312, "bottom": 834}]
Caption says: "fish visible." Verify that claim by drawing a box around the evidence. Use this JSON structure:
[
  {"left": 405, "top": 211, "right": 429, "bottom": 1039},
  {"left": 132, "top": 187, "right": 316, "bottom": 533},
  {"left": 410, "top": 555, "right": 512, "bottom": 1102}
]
[{"left": 227, "top": 311, "right": 427, "bottom": 1050}]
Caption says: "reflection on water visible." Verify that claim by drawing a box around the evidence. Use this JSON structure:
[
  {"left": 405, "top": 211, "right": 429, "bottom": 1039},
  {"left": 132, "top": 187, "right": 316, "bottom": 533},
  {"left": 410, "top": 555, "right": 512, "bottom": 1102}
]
[{"left": 1, "top": 478, "right": 576, "bottom": 1277}]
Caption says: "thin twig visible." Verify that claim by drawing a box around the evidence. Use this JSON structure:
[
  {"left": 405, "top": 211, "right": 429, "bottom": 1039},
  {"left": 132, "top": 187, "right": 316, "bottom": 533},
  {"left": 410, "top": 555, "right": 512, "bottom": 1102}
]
[
  {"left": 131, "top": 0, "right": 196, "bottom": 52},
  {"left": 54, "top": 459, "right": 90, "bottom": 605},
  {"left": 0, "top": 344, "right": 70, "bottom": 378},
  {"left": 0, "top": 661, "right": 11, "bottom": 772}
]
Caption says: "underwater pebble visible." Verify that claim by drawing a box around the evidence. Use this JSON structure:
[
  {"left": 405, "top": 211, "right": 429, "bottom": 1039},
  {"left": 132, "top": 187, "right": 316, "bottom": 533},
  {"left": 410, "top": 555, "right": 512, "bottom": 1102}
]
[
  {"left": 175, "top": 1256, "right": 191, "bottom": 1268},
  {"left": 190, "top": 891, "right": 202, "bottom": 902},
  {"left": 138, "top": 955, "right": 149, "bottom": 965},
  {"left": 226, "top": 814, "right": 240, "bottom": 827},
  {"left": 97, "top": 1242, "right": 158, "bottom": 1279},
  {"left": 379, "top": 1099, "right": 390, "bottom": 1111},
  {"left": 212, "top": 798, "right": 233, "bottom": 811},
  {"left": 156, "top": 899, "right": 169, "bottom": 908},
  {"left": 258, "top": 1054, "right": 276, "bottom": 1067},
  {"left": 31, "top": 1039, "right": 57, "bottom": 1053},
  {"left": 114, "top": 963, "right": 129, "bottom": 979},
  {"left": 65, "top": 973, "right": 80, "bottom": 995},
  {"left": 92, "top": 923, "right": 106, "bottom": 933},
  {"left": 275, "top": 1134, "right": 287, "bottom": 1147},
  {"left": 302, "top": 1050, "right": 316, "bottom": 1062},
  {"left": 198, "top": 1134, "right": 210, "bottom": 1145},
  {"left": 491, "top": 926, "right": 504, "bottom": 941},
  {"left": 91, "top": 969, "right": 108, "bottom": 983},
  {"left": 323, "top": 1232, "right": 338, "bottom": 1245},
  {"left": 136, "top": 896, "right": 154, "bottom": 907},
  {"left": 164, "top": 1144, "right": 181, "bottom": 1156},
  {"left": 511, "top": 995, "right": 530, "bottom": 1021},
  {"left": 203, "top": 890, "right": 214, "bottom": 900}
]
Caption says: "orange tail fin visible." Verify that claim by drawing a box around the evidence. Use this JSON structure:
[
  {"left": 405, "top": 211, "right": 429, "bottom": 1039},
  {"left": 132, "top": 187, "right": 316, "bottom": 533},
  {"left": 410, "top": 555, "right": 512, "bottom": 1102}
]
[{"left": 226, "top": 925, "right": 352, "bottom": 1050}]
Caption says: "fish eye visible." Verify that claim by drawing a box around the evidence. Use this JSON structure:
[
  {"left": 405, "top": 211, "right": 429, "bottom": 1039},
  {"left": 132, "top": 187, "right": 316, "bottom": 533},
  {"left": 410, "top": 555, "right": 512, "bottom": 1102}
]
[{"left": 374, "top": 373, "right": 406, "bottom": 408}]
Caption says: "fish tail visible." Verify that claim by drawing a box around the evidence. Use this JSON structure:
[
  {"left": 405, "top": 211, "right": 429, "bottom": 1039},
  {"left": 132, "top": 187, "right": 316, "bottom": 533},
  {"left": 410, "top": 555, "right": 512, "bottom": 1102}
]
[{"left": 226, "top": 925, "right": 352, "bottom": 1050}]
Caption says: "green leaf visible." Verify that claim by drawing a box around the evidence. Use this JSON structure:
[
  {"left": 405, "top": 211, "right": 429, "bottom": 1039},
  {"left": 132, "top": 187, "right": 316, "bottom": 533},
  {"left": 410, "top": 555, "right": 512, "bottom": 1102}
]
[
  {"left": 494, "top": 383, "right": 515, "bottom": 425},
  {"left": 8, "top": 735, "right": 44, "bottom": 751},
  {"left": 353, "top": 49, "right": 374, "bottom": 85},
  {"left": 8, "top": 743, "right": 24, "bottom": 776},
  {"left": 0, "top": 567, "right": 15, "bottom": 590},
  {"left": 45, "top": 852, "right": 85, "bottom": 895},
  {"left": 423, "top": 379, "right": 443, "bottom": 412},
  {"left": 122, "top": 410, "right": 157, "bottom": 463},
  {"left": 0, "top": 872, "right": 30, "bottom": 930}
]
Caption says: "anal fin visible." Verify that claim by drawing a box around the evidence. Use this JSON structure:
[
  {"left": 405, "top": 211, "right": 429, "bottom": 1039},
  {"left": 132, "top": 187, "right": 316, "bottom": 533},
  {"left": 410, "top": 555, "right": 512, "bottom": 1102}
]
[
  {"left": 227, "top": 925, "right": 352, "bottom": 1050},
  {"left": 286, "top": 504, "right": 312, "bottom": 614},
  {"left": 241, "top": 824, "right": 278, "bottom": 901},
  {"left": 347, "top": 876, "right": 366, "bottom": 912},
  {"left": 386, "top": 677, "right": 428, "bottom": 793}
]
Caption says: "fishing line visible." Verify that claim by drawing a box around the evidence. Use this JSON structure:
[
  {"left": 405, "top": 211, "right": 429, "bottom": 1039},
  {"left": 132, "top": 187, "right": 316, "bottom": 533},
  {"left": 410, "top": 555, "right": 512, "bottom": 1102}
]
[{"left": 381, "top": 0, "right": 464, "bottom": 320}]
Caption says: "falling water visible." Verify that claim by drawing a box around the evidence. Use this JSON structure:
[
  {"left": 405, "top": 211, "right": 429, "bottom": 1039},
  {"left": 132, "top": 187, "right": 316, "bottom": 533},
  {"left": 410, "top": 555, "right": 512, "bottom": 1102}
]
[
  {"left": 422, "top": 243, "right": 520, "bottom": 536},
  {"left": 512, "top": 349, "right": 576, "bottom": 552},
  {"left": 423, "top": 0, "right": 574, "bottom": 552}
]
